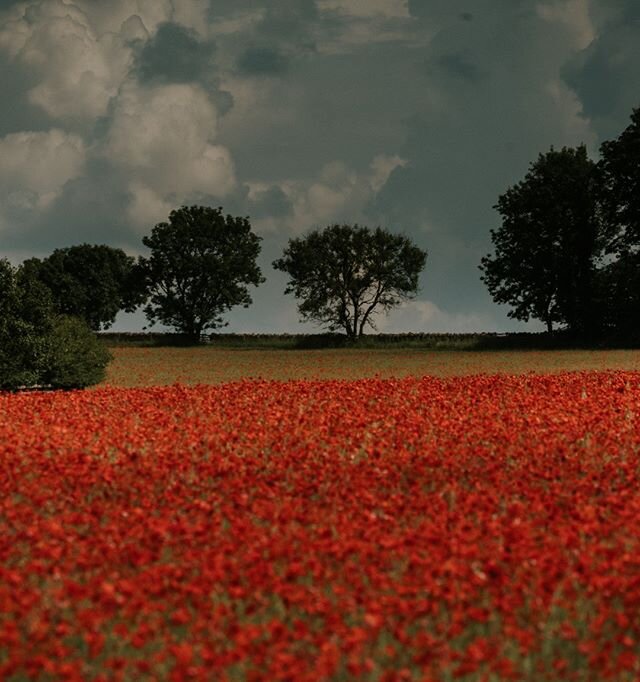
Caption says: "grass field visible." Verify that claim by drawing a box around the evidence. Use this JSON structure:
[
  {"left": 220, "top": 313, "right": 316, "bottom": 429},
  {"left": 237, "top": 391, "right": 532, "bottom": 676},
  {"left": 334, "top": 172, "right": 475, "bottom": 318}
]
[{"left": 103, "top": 346, "right": 640, "bottom": 386}]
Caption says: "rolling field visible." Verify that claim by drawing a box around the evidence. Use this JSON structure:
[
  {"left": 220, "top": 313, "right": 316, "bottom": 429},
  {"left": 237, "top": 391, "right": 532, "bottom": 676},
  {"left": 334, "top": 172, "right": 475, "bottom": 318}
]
[
  {"left": 104, "top": 346, "right": 640, "bottom": 386},
  {"left": 2, "top": 350, "right": 640, "bottom": 680}
]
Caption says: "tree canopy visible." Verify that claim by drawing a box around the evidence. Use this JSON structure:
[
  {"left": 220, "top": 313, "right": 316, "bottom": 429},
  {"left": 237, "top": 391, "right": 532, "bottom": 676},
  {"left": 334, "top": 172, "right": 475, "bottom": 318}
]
[
  {"left": 480, "top": 145, "right": 602, "bottom": 334},
  {"left": 273, "top": 224, "right": 427, "bottom": 339},
  {"left": 139, "top": 205, "right": 264, "bottom": 342},
  {"left": 21, "top": 244, "right": 142, "bottom": 331}
]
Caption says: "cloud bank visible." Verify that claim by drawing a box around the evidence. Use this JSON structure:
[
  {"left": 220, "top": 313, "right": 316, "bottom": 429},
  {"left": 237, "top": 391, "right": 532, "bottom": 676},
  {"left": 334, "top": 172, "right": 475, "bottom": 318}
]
[{"left": 0, "top": 0, "right": 638, "bottom": 332}]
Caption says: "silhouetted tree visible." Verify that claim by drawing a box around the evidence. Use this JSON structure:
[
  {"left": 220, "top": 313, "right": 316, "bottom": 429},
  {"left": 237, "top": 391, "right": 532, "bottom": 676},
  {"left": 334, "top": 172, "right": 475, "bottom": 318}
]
[
  {"left": 598, "top": 106, "right": 640, "bottom": 337},
  {"left": 480, "top": 145, "right": 603, "bottom": 335},
  {"left": 139, "top": 206, "right": 264, "bottom": 343},
  {"left": 273, "top": 224, "right": 427, "bottom": 339},
  {"left": 22, "top": 244, "right": 143, "bottom": 331}
]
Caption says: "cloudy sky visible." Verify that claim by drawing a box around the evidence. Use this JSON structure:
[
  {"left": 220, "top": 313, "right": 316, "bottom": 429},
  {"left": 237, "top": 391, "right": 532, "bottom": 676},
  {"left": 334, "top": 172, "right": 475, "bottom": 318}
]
[{"left": 0, "top": 0, "right": 638, "bottom": 333}]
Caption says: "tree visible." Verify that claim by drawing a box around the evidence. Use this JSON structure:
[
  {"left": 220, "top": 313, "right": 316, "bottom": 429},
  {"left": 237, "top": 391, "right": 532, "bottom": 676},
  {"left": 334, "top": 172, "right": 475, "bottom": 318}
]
[
  {"left": 139, "top": 205, "right": 264, "bottom": 343},
  {"left": 21, "top": 244, "right": 143, "bottom": 331},
  {"left": 599, "top": 106, "right": 640, "bottom": 254},
  {"left": 0, "top": 260, "right": 111, "bottom": 390},
  {"left": 598, "top": 105, "right": 640, "bottom": 337},
  {"left": 273, "top": 224, "right": 427, "bottom": 339},
  {"left": 480, "top": 145, "right": 603, "bottom": 335}
]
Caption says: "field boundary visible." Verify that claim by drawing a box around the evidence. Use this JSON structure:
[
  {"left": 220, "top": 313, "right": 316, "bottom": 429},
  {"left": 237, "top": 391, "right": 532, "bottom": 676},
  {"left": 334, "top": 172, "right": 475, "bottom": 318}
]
[{"left": 99, "top": 331, "right": 640, "bottom": 351}]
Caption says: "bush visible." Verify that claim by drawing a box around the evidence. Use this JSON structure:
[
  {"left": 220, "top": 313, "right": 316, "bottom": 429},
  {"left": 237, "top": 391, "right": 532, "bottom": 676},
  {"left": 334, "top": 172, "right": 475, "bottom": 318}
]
[
  {"left": 0, "top": 259, "right": 111, "bottom": 390},
  {"left": 43, "top": 316, "right": 113, "bottom": 389}
]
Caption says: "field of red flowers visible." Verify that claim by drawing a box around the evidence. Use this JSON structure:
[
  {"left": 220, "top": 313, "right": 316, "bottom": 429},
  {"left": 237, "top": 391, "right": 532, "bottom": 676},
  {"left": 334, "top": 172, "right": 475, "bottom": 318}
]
[{"left": 2, "top": 371, "right": 640, "bottom": 680}]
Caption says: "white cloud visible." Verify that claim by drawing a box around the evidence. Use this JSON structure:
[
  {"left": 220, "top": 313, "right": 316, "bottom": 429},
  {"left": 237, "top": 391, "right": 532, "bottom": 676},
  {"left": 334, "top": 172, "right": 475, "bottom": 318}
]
[
  {"left": 170, "top": 0, "right": 211, "bottom": 37},
  {"left": 369, "top": 154, "right": 407, "bottom": 192},
  {"left": 0, "top": 129, "right": 86, "bottom": 210},
  {"left": 125, "top": 182, "right": 174, "bottom": 233},
  {"left": 104, "top": 81, "right": 236, "bottom": 227},
  {"left": 537, "top": 0, "right": 595, "bottom": 50},
  {"left": 0, "top": 0, "right": 210, "bottom": 125},
  {"left": 74, "top": 0, "right": 173, "bottom": 36},
  {"left": 0, "top": 0, "right": 134, "bottom": 123},
  {"left": 269, "top": 155, "right": 407, "bottom": 234}
]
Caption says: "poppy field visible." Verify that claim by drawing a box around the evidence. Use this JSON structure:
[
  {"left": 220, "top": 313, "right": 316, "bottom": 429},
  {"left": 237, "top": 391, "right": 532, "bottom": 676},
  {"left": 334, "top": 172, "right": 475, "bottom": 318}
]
[{"left": 2, "top": 367, "right": 640, "bottom": 680}]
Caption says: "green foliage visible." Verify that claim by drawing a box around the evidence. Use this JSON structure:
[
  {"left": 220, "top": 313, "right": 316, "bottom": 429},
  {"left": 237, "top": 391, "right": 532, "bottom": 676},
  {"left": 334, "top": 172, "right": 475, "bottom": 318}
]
[
  {"left": 21, "top": 244, "right": 144, "bottom": 331},
  {"left": 42, "top": 316, "right": 112, "bottom": 389},
  {"left": 139, "top": 205, "right": 265, "bottom": 343},
  {"left": 480, "top": 145, "right": 603, "bottom": 335},
  {"left": 0, "top": 260, "right": 111, "bottom": 390},
  {"left": 0, "top": 260, "right": 55, "bottom": 390},
  {"left": 273, "top": 224, "right": 427, "bottom": 339}
]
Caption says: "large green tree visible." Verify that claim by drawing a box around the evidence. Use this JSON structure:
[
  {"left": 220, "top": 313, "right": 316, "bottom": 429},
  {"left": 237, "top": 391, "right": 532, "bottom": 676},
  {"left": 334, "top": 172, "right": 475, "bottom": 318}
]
[
  {"left": 598, "top": 106, "right": 640, "bottom": 338},
  {"left": 139, "top": 206, "right": 264, "bottom": 342},
  {"left": 273, "top": 224, "right": 427, "bottom": 339},
  {"left": 21, "top": 244, "right": 142, "bottom": 331},
  {"left": 480, "top": 145, "right": 603, "bottom": 335}
]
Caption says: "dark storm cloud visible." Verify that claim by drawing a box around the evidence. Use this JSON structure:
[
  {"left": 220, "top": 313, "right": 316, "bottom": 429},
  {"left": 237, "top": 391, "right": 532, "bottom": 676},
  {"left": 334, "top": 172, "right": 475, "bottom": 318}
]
[
  {"left": 3, "top": 0, "right": 639, "bottom": 332},
  {"left": 257, "top": 0, "right": 320, "bottom": 46},
  {"left": 433, "top": 52, "right": 481, "bottom": 82},
  {"left": 220, "top": 43, "right": 423, "bottom": 183},
  {"left": 236, "top": 46, "right": 290, "bottom": 76},
  {"left": 247, "top": 186, "right": 294, "bottom": 219},
  {"left": 5, "top": 160, "right": 134, "bottom": 253},
  {"left": 216, "top": 0, "right": 331, "bottom": 77},
  {"left": 365, "top": 0, "right": 597, "bottom": 321},
  {"left": 0, "top": 54, "right": 52, "bottom": 136},
  {"left": 563, "top": 0, "right": 640, "bottom": 141},
  {"left": 136, "top": 22, "right": 217, "bottom": 85},
  {"left": 133, "top": 21, "right": 234, "bottom": 115}
]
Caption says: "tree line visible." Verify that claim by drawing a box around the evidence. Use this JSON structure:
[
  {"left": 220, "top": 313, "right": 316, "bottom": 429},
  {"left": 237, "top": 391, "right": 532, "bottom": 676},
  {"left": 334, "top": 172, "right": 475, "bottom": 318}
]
[{"left": 1, "top": 104, "right": 639, "bottom": 390}]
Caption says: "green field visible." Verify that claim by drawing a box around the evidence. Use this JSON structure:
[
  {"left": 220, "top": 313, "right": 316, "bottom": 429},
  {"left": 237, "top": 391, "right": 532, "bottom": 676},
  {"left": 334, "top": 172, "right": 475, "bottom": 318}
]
[{"left": 103, "top": 346, "right": 640, "bottom": 387}]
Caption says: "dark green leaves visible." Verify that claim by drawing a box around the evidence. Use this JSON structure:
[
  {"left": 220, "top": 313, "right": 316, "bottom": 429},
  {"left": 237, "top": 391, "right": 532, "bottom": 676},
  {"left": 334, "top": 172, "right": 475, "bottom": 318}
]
[
  {"left": 273, "top": 224, "right": 427, "bottom": 339},
  {"left": 22, "top": 244, "right": 142, "bottom": 331},
  {"left": 139, "top": 206, "right": 264, "bottom": 342},
  {"left": 480, "top": 145, "right": 602, "bottom": 335}
]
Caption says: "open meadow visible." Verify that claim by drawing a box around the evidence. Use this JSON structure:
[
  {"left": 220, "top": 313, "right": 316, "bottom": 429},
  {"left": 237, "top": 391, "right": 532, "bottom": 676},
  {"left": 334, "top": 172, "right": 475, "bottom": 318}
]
[
  {"left": 104, "top": 346, "right": 640, "bottom": 386},
  {"left": 2, "top": 348, "right": 640, "bottom": 680}
]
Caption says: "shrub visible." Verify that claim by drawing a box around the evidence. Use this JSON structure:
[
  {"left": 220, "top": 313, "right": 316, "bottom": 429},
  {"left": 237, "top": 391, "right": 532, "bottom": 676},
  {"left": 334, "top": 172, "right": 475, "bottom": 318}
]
[
  {"left": 42, "top": 316, "right": 112, "bottom": 389},
  {"left": 0, "top": 259, "right": 111, "bottom": 390}
]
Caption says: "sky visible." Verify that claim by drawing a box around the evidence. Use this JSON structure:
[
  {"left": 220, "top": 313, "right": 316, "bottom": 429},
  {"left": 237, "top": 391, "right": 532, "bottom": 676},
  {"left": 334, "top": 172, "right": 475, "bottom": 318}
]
[{"left": 0, "top": 0, "right": 638, "bottom": 334}]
